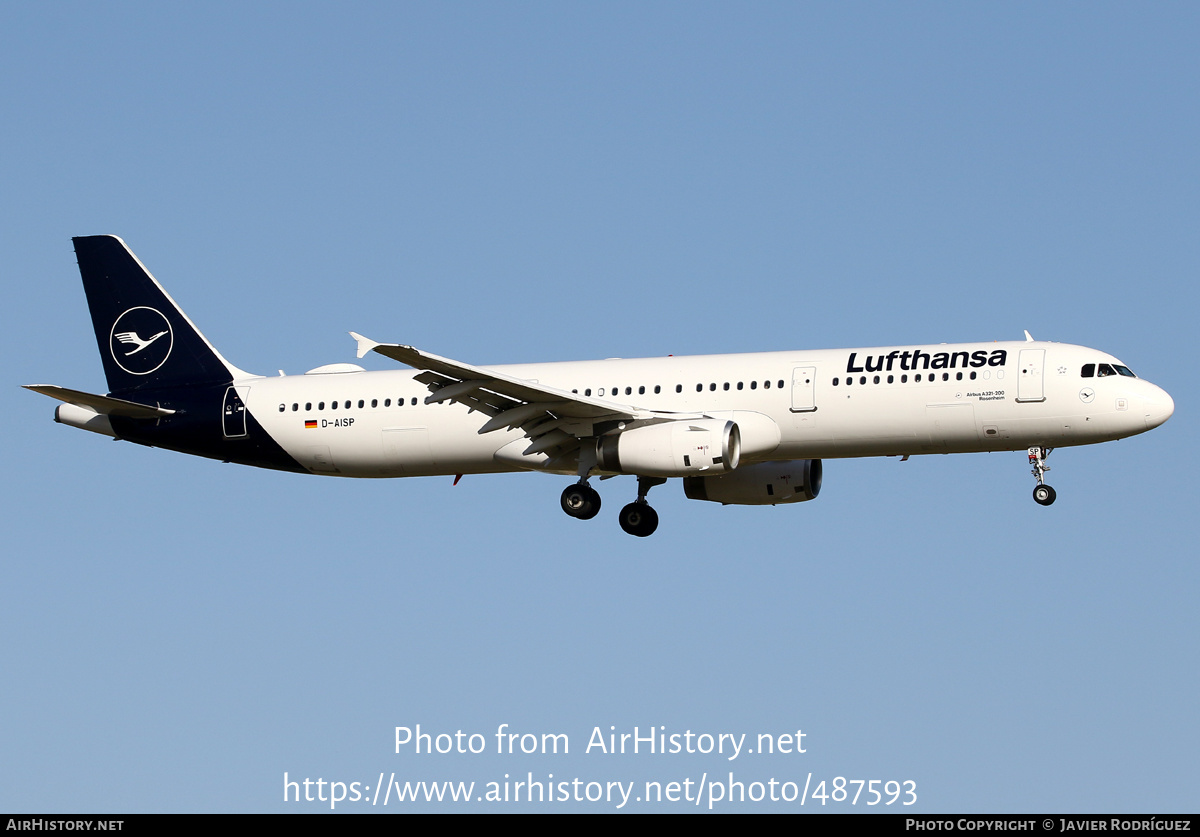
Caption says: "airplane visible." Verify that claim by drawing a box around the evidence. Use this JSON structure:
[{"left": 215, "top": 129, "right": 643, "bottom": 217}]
[{"left": 26, "top": 236, "right": 1175, "bottom": 537}]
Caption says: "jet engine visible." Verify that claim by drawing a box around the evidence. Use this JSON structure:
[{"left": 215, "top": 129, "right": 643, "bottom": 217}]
[
  {"left": 682, "top": 459, "right": 822, "bottom": 505},
  {"left": 596, "top": 419, "right": 740, "bottom": 477}
]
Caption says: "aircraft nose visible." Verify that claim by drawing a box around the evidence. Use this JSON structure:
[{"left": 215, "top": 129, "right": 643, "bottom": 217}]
[{"left": 1142, "top": 384, "right": 1174, "bottom": 430}]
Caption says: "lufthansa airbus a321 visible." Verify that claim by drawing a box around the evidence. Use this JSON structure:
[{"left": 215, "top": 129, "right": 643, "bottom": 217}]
[{"left": 27, "top": 236, "right": 1175, "bottom": 536}]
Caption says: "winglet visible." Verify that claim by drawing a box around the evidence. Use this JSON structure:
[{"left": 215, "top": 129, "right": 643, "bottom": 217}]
[
  {"left": 349, "top": 331, "right": 380, "bottom": 359},
  {"left": 1023, "top": 330, "right": 1035, "bottom": 342}
]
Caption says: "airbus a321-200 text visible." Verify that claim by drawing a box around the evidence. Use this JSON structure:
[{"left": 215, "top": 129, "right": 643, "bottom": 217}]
[{"left": 27, "top": 236, "right": 1175, "bottom": 536}]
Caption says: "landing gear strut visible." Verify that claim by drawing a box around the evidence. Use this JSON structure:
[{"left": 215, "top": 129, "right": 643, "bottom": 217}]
[
  {"left": 562, "top": 446, "right": 603, "bottom": 521},
  {"left": 619, "top": 476, "right": 666, "bottom": 537},
  {"left": 1028, "top": 446, "right": 1056, "bottom": 506}
]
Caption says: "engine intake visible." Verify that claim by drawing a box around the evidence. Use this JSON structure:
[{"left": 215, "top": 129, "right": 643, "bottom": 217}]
[{"left": 596, "top": 419, "right": 740, "bottom": 477}]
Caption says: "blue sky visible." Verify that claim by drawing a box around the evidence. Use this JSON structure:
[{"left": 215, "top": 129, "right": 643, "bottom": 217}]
[{"left": 3, "top": 3, "right": 1196, "bottom": 812}]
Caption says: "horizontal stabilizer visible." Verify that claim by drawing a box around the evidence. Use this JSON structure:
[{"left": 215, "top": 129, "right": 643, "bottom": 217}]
[{"left": 23, "top": 385, "right": 175, "bottom": 418}]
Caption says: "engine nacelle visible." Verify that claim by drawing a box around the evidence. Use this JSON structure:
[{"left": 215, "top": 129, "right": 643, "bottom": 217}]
[
  {"left": 683, "top": 459, "right": 822, "bottom": 505},
  {"left": 596, "top": 419, "right": 740, "bottom": 477}
]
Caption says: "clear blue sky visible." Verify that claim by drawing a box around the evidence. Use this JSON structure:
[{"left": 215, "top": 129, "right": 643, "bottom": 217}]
[{"left": 3, "top": 2, "right": 1196, "bottom": 812}]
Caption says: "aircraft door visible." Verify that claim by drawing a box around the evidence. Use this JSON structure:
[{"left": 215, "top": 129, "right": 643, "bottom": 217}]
[
  {"left": 926, "top": 403, "right": 978, "bottom": 448},
  {"left": 790, "top": 366, "right": 817, "bottom": 412},
  {"left": 1016, "top": 350, "right": 1046, "bottom": 403},
  {"left": 222, "top": 386, "right": 249, "bottom": 437},
  {"left": 382, "top": 426, "right": 436, "bottom": 474},
  {"left": 308, "top": 445, "right": 338, "bottom": 473}
]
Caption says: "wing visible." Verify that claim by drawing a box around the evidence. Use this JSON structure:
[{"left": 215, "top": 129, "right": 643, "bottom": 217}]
[{"left": 349, "top": 333, "right": 700, "bottom": 469}]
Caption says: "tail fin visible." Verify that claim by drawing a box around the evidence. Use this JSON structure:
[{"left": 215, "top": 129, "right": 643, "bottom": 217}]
[{"left": 73, "top": 236, "right": 249, "bottom": 395}]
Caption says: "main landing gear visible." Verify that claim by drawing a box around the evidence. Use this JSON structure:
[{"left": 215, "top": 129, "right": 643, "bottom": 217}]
[
  {"left": 618, "top": 476, "right": 666, "bottom": 538},
  {"left": 1028, "top": 446, "right": 1056, "bottom": 506},
  {"left": 560, "top": 482, "right": 601, "bottom": 520},
  {"left": 561, "top": 475, "right": 666, "bottom": 536}
]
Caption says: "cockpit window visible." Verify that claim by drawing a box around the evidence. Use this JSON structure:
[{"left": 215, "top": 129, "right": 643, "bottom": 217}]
[{"left": 1088, "top": 361, "right": 1137, "bottom": 378}]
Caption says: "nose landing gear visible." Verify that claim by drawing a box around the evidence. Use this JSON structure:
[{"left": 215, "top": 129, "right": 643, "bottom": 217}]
[{"left": 1029, "top": 446, "right": 1056, "bottom": 506}]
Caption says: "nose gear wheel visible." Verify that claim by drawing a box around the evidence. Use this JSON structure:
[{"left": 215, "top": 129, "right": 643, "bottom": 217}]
[{"left": 1028, "top": 447, "right": 1056, "bottom": 506}]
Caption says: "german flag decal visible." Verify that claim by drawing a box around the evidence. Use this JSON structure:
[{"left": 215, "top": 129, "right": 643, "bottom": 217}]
[{"left": 304, "top": 420, "right": 317, "bottom": 429}]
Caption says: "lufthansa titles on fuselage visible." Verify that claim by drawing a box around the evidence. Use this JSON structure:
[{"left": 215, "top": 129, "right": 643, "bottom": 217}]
[{"left": 845, "top": 349, "right": 1008, "bottom": 374}]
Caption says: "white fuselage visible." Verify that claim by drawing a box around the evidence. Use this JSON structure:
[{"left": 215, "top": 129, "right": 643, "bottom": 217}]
[
  {"left": 39, "top": 236, "right": 1177, "bottom": 535},
  {"left": 243, "top": 340, "right": 1174, "bottom": 478}
]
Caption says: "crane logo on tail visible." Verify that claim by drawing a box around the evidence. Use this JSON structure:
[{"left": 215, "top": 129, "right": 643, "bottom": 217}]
[{"left": 109, "top": 307, "right": 173, "bottom": 375}]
